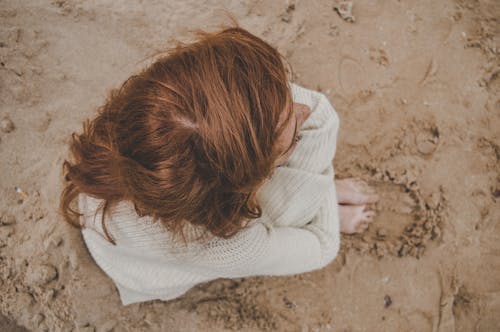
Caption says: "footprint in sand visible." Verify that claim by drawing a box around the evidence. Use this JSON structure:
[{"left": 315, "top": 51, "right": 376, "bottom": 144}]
[
  {"left": 416, "top": 126, "right": 440, "bottom": 155},
  {"left": 338, "top": 56, "right": 367, "bottom": 95},
  {"left": 354, "top": 181, "right": 421, "bottom": 258},
  {"left": 390, "top": 121, "right": 440, "bottom": 157},
  {"left": 343, "top": 166, "right": 445, "bottom": 259}
]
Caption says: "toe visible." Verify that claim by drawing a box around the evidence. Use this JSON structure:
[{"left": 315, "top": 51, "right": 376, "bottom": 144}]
[
  {"left": 362, "top": 205, "right": 377, "bottom": 214},
  {"left": 365, "top": 211, "right": 376, "bottom": 221},
  {"left": 365, "top": 210, "right": 376, "bottom": 217},
  {"left": 356, "top": 223, "right": 369, "bottom": 233},
  {"left": 352, "top": 178, "right": 367, "bottom": 184}
]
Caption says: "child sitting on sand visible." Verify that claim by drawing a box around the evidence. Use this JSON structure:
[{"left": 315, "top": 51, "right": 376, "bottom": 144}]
[{"left": 60, "top": 23, "right": 378, "bottom": 305}]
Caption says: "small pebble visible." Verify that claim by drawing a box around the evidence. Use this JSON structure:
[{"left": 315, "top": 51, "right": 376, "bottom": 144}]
[
  {"left": 410, "top": 227, "right": 423, "bottom": 238},
  {"left": 384, "top": 295, "right": 392, "bottom": 308},
  {"left": 17, "top": 292, "right": 34, "bottom": 307},
  {"left": 426, "top": 192, "right": 441, "bottom": 209},
  {"left": 0, "top": 213, "right": 16, "bottom": 225},
  {"left": 283, "top": 296, "right": 296, "bottom": 309},
  {"left": 0, "top": 116, "right": 15, "bottom": 133},
  {"left": 44, "top": 235, "right": 63, "bottom": 250},
  {"left": 42, "top": 288, "right": 56, "bottom": 302},
  {"left": 25, "top": 263, "right": 58, "bottom": 286},
  {"left": 99, "top": 319, "right": 117, "bottom": 332},
  {"left": 0, "top": 226, "right": 14, "bottom": 240},
  {"left": 356, "top": 241, "right": 370, "bottom": 252},
  {"left": 375, "top": 243, "right": 387, "bottom": 258},
  {"left": 334, "top": 1, "right": 355, "bottom": 23},
  {"left": 431, "top": 226, "right": 442, "bottom": 239},
  {"left": 32, "top": 313, "right": 45, "bottom": 326},
  {"left": 423, "top": 221, "right": 433, "bottom": 231},
  {"left": 280, "top": 2, "right": 295, "bottom": 22},
  {"left": 398, "top": 244, "right": 410, "bottom": 256},
  {"left": 376, "top": 228, "right": 388, "bottom": 239}
]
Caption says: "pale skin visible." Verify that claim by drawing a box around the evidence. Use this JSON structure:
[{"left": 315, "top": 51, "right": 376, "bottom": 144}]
[{"left": 274, "top": 101, "right": 378, "bottom": 234}]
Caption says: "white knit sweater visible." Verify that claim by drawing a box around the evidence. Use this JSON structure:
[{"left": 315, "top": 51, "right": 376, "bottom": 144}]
[{"left": 79, "top": 82, "right": 341, "bottom": 305}]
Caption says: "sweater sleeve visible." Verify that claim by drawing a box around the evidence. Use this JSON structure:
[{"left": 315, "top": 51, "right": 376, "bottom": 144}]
[
  {"left": 257, "top": 82, "right": 340, "bottom": 228},
  {"left": 286, "top": 82, "right": 340, "bottom": 173},
  {"left": 192, "top": 170, "right": 340, "bottom": 277}
]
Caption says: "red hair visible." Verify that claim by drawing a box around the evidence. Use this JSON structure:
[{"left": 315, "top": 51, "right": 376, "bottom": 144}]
[{"left": 60, "top": 23, "right": 294, "bottom": 244}]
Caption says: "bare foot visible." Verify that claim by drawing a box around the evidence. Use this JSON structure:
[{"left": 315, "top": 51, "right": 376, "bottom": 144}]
[
  {"left": 339, "top": 204, "right": 376, "bottom": 234},
  {"left": 335, "top": 178, "right": 379, "bottom": 205}
]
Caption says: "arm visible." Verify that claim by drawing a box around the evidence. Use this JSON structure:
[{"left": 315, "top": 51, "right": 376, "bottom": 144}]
[
  {"left": 257, "top": 163, "right": 335, "bottom": 228},
  {"left": 286, "top": 82, "right": 340, "bottom": 173},
  {"left": 256, "top": 82, "right": 340, "bottom": 228},
  {"left": 194, "top": 172, "right": 340, "bottom": 277}
]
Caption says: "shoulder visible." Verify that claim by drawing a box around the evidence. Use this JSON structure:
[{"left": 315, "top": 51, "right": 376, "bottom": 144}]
[
  {"left": 288, "top": 82, "right": 339, "bottom": 134},
  {"left": 280, "top": 82, "right": 340, "bottom": 174}
]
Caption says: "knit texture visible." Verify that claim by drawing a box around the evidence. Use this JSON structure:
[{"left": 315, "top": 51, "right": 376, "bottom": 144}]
[{"left": 79, "top": 82, "right": 341, "bottom": 305}]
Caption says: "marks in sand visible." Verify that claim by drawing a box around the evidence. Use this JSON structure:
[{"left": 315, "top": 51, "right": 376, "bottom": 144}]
[
  {"left": 181, "top": 278, "right": 281, "bottom": 331},
  {"left": 342, "top": 170, "right": 446, "bottom": 260},
  {"left": 338, "top": 56, "right": 366, "bottom": 96},
  {"left": 341, "top": 121, "right": 445, "bottom": 259}
]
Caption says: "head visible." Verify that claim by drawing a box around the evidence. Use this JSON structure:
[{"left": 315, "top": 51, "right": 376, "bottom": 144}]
[
  {"left": 274, "top": 102, "right": 312, "bottom": 167},
  {"left": 60, "top": 24, "right": 309, "bottom": 244}
]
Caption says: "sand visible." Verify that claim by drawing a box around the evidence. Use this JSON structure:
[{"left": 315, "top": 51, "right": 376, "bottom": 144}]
[{"left": 0, "top": 0, "right": 499, "bottom": 331}]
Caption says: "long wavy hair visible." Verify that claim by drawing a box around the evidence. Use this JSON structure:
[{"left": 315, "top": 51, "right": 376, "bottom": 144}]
[{"left": 60, "top": 23, "right": 295, "bottom": 245}]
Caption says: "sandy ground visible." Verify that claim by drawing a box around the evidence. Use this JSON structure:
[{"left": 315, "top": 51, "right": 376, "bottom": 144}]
[{"left": 0, "top": 0, "right": 499, "bottom": 331}]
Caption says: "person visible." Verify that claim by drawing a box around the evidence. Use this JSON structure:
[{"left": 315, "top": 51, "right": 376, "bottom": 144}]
[{"left": 60, "top": 23, "right": 378, "bottom": 306}]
